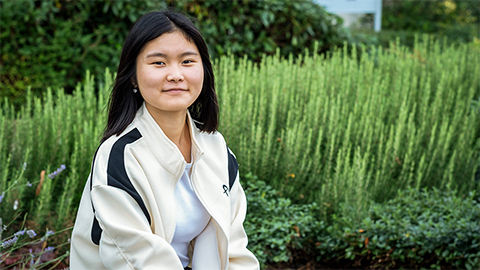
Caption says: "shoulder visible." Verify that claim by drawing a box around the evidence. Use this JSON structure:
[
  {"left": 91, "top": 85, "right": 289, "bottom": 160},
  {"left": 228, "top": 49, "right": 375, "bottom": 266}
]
[
  {"left": 97, "top": 126, "right": 143, "bottom": 159},
  {"left": 91, "top": 125, "right": 144, "bottom": 187}
]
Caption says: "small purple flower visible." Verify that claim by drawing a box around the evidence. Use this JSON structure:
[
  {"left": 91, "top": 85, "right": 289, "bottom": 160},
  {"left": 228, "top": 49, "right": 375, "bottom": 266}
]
[
  {"left": 1, "top": 236, "right": 18, "bottom": 248},
  {"left": 14, "top": 229, "right": 26, "bottom": 236},
  {"left": 26, "top": 229, "right": 37, "bottom": 238},
  {"left": 0, "top": 192, "right": 4, "bottom": 203},
  {"left": 44, "top": 246, "right": 55, "bottom": 253},
  {"left": 26, "top": 181, "right": 32, "bottom": 187},
  {"left": 41, "top": 230, "right": 55, "bottom": 241},
  {"left": 48, "top": 164, "right": 66, "bottom": 179},
  {"left": 29, "top": 249, "right": 34, "bottom": 266}
]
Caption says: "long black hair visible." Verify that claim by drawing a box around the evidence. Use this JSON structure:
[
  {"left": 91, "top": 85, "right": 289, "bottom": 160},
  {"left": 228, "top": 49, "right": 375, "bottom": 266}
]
[{"left": 101, "top": 11, "right": 218, "bottom": 143}]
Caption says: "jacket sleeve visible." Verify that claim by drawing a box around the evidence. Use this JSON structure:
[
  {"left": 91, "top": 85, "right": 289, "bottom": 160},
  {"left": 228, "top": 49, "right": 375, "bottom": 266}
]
[
  {"left": 91, "top": 186, "right": 183, "bottom": 270},
  {"left": 90, "top": 149, "right": 183, "bottom": 270},
  {"left": 227, "top": 172, "right": 260, "bottom": 270}
]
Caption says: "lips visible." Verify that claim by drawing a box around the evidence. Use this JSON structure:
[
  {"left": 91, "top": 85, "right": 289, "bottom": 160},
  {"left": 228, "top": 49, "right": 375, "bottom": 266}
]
[{"left": 162, "top": 88, "right": 187, "bottom": 92}]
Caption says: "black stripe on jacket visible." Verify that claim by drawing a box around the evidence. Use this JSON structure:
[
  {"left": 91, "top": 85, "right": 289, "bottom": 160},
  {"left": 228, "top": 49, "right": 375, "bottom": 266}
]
[
  {"left": 227, "top": 147, "right": 238, "bottom": 191},
  {"left": 91, "top": 128, "right": 149, "bottom": 245}
]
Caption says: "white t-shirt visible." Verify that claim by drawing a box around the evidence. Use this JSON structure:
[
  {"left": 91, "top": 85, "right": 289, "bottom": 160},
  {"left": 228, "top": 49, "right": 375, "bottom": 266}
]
[{"left": 171, "top": 161, "right": 211, "bottom": 267}]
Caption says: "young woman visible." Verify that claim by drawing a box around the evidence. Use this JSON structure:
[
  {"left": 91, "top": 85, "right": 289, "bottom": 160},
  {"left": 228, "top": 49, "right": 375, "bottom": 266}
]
[{"left": 70, "top": 11, "right": 259, "bottom": 270}]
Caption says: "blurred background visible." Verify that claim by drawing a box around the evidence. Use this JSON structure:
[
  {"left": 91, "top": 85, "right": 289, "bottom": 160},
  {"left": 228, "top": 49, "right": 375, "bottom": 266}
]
[{"left": 1, "top": 0, "right": 478, "bottom": 107}]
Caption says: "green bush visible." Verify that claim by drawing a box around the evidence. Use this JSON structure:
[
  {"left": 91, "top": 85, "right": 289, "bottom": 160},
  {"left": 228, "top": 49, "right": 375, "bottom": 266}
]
[
  {"left": 0, "top": 0, "right": 165, "bottom": 107},
  {"left": 381, "top": 0, "right": 478, "bottom": 34},
  {"left": 0, "top": 70, "right": 110, "bottom": 234},
  {"left": 243, "top": 173, "right": 321, "bottom": 268},
  {"left": 243, "top": 174, "right": 480, "bottom": 269},
  {"left": 316, "top": 188, "right": 480, "bottom": 269},
  {"left": 216, "top": 37, "right": 480, "bottom": 219},
  {"left": 177, "top": 0, "right": 346, "bottom": 60},
  {"left": 349, "top": 0, "right": 479, "bottom": 50},
  {"left": 0, "top": 0, "right": 346, "bottom": 107}
]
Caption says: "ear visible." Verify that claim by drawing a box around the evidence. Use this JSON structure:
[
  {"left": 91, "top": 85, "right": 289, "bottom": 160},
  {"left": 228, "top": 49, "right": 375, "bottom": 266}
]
[{"left": 131, "top": 76, "right": 137, "bottom": 88}]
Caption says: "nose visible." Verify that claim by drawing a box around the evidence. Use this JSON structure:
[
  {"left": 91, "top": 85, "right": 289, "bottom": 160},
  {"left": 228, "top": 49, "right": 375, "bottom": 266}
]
[{"left": 167, "top": 65, "right": 184, "bottom": 82}]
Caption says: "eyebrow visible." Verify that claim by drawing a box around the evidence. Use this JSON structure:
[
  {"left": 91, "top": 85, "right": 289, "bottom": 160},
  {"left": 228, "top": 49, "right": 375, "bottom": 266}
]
[{"left": 145, "top": 51, "right": 199, "bottom": 59}]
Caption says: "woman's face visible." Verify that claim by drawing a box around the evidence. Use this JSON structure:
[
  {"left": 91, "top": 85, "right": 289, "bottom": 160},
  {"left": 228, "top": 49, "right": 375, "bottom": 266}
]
[{"left": 135, "top": 31, "right": 204, "bottom": 117}]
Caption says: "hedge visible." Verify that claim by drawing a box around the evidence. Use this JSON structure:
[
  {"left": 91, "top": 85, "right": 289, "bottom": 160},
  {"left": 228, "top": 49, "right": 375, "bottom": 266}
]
[
  {"left": 244, "top": 175, "right": 480, "bottom": 269},
  {"left": 0, "top": 0, "right": 346, "bottom": 107}
]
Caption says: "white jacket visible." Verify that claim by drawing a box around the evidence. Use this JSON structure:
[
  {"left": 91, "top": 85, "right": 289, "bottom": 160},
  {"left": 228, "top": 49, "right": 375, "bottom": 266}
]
[{"left": 70, "top": 104, "right": 259, "bottom": 270}]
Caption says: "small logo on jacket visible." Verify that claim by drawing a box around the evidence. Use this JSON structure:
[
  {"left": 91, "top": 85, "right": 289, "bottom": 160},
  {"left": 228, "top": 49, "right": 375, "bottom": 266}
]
[{"left": 222, "top": 184, "right": 229, "bottom": 197}]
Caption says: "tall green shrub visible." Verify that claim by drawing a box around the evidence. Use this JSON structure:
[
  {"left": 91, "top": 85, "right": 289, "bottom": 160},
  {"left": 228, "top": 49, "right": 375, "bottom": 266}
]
[
  {"left": 0, "top": 37, "right": 478, "bottom": 237},
  {"left": 215, "top": 36, "right": 480, "bottom": 219},
  {"left": 0, "top": 70, "right": 111, "bottom": 234}
]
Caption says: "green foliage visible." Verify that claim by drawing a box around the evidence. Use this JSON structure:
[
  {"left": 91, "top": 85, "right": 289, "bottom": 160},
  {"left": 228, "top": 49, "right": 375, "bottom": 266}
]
[
  {"left": 0, "top": 153, "right": 29, "bottom": 227},
  {"left": 378, "top": 0, "right": 478, "bottom": 46},
  {"left": 217, "top": 37, "right": 480, "bottom": 219},
  {"left": 0, "top": 37, "right": 479, "bottom": 241},
  {"left": 0, "top": 0, "right": 346, "bottom": 107},
  {"left": 0, "top": 69, "right": 111, "bottom": 235},
  {"left": 0, "top": 169, "right": 70, "bottom": 269},
  {"left": 382, "top": 0, "right": 478, "bottom": 33},
  {"left": 243, "top": 174, "right": 480, "bottom": 269},
  {"left": 1, "top": 224, "right": 70, "bottom": 269},
  {"left": 317, "top": 188, "right": 480, "bottom": 269},
  {"left": 176, "top": 0, "right": 346, "bottom": 60},
  {"left": 349, "top": 0, "right": 479, "bottom": 50},
  {"left": 0, "top": 0, "right": 164, "bottom": 107},
  {"left": 243, "top": 173, "right": 321, "bottom": 268}
]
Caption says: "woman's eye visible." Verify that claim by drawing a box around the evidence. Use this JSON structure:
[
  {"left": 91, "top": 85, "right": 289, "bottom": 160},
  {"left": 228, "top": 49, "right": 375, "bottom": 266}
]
[
  {"left": 183, "top": 60, "right": 193, "bottom": 64},
  {"left": 153, "top": 61, "right": 165, "bottom": 65}
]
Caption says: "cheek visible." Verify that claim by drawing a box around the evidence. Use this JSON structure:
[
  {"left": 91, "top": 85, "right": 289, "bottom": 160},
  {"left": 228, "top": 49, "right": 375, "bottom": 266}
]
[
  {"left": 193, "top": 68, "right": 205, "bottom": 89},
  {"left": 137, "top": 67, "right": 164, "bottom": 88}
]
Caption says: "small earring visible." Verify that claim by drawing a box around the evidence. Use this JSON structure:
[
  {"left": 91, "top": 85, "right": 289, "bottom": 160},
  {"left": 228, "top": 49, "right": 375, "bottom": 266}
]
[{"left": 133, "top": 88, "right": 138, "bottom": 93}]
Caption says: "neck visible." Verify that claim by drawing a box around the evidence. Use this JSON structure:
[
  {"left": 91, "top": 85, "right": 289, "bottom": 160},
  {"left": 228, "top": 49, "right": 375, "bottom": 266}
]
[{"left": 146, "top": 105, "right": 192, "bottom": 163}]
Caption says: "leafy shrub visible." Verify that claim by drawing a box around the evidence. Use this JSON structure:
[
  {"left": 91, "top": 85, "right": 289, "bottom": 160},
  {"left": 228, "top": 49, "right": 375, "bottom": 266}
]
[
  {"left": 0, "top": 0, "right": 165, "bottom": 107},
  {"left": 243, "top": 173, "right": 321, "bottom": 268},
  {"left": 0, "top": 70, "right": 110, "bottom": 237},
  {"left": 381, "top": 0, "right": 478, "bottom": 34},
  {"left": 244, "top": 174, "right": 480, "bottom": 269},
  {"left": 349, "top": 0, "right": 479, "bottom": 50},
  {"left": 217, "top": 37, "right": 480, "bottom": 217},
  {"left": 177, "top": 0, "right": 346, "bottom": 60},
  {"left": 0, "top": 0, "right": 346, "bottom": 107},
  {"left": 316, "top": 188, "right": 480, "bottom": 269}
]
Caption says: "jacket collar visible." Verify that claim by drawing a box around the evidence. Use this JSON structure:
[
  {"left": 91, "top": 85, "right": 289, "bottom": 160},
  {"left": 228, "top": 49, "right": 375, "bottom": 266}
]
[{"left": 133, "top": 103, "right": 204, "bottom": 176}]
